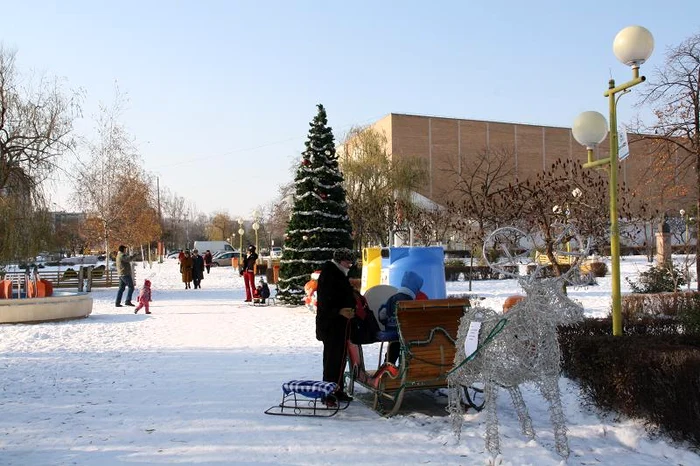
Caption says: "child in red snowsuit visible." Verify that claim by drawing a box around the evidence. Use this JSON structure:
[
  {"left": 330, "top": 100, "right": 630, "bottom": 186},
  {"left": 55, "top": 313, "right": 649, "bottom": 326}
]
[{"left": 134, "top": 279, "right": 152, "bottom": 314}]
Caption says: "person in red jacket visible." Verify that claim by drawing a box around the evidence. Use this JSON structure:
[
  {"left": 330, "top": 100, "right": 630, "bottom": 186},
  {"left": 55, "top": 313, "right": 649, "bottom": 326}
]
[
  {"left": 203, "top": 250, "right": 213, "bottom": 274},
  {"left": 134, "top": 279, "right": 152, "bottom": 314},
  {"left": 240, "top": 245, "right": 258, "bottom": 302}
]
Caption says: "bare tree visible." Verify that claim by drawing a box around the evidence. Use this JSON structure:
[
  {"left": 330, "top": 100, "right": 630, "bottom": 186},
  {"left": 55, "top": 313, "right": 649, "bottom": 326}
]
[
  {"left": 411, "top": 205, "right": 452, "bottom": 246},
  {"left": 444, "top": 146, "right": 517, "bottom": 255},
  {"left": 504, "top": 159, "right": 637, "bottom": 277},
  {"left": 260, "top": 183, "right": 293, "bottom": 250},
  {"left": 438, "top": 146, "right": 517, "bottom": 289},
  {"left": 72, "top": 86, "right": 142, "bottom": 268},
  {"left": 109, "top": 173, "right": 161, "bottom": 247},
  {"left": 339, "top": 126, "right": 428, "bottom": 247},
  {"left": 182, "top": 203, "right": 206, "bottom": 249},
  {"left": 634, "top": 31, "right": 700, "bottom": 287},
  {"left": 0, "top": 46, "right": 80, "bottom": 198},
  {"left": 206, "top": 211, "right": 235, "bottom": 241},
  {"left": 0, "top": 46, "right": 80, "bottom": 263},
  {"left": 160, "top": 187, "right": 187, "bottom": 250}
]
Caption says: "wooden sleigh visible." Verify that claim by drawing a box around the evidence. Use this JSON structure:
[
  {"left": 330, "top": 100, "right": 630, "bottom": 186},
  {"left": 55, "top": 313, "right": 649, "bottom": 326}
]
[{"left": 345, "top": 296, "right": 484, "bottom": 416}]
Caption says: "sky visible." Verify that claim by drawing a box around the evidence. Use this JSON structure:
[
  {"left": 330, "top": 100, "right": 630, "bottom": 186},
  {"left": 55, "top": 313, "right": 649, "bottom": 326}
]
[
  {"left": 2, "top": 1, "right": 699, "bottom": 219},
  {"left": 1, "top": 256, "right": 699, "bottom": 464}
]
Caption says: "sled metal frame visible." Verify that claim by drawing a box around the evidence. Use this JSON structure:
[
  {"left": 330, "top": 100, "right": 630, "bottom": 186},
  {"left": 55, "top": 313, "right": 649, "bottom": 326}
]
[
  {"left": 346, "top": 298, "right": 476, "bottom": 416},
  {"left": 264, "top": 392, "right": 350, "bottom": 417}
]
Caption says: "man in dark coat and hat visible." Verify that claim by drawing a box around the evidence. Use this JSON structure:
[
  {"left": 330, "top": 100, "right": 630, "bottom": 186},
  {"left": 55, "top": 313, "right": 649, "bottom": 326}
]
[
  {"left": 315, "top": 249, "right": 356, "bottom": 402},
  {"left": 191, "top": 249, "right": 205, "bottom": 289}
]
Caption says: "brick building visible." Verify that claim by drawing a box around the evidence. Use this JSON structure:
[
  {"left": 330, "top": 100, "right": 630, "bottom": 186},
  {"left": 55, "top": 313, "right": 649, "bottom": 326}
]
[{"left": 368, "top": 113, "right": 693, "bottom": 214}]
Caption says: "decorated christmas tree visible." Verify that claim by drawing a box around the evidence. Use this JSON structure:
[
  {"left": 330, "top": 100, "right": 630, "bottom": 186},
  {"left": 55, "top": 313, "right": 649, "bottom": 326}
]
[{"left": 277, "top": 104, "right": 353, "bottom": 305}]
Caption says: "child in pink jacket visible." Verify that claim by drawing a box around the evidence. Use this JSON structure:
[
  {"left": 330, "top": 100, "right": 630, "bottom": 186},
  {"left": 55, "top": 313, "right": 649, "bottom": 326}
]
[{"left": 134, "top": 279, "right": 152, "bottom": 314}]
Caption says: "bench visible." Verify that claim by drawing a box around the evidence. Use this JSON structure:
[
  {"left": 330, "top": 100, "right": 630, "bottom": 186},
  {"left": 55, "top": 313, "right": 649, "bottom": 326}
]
[{"left": 346, "top": 297, "right": 470, "bottom": 416}]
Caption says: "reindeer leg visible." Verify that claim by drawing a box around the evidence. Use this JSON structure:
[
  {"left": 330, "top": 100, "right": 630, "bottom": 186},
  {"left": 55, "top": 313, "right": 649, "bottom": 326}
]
[
  {"left": 447, "top": 377, "right": 466, "bottom": 440},
  {"left": 507, "top": 385, "right": 534, "bottom": 439},
  {"left": 484, "top": 381, "right": 501, "bottom": 456},
  {"left": 538, "top": 376, "right": 570, "bottom": 458}
]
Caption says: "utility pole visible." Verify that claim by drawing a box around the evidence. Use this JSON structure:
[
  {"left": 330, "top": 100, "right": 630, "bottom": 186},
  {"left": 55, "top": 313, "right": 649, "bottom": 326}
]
[{"left": 157, "top": 176, "right": 163, "bottom": 260}]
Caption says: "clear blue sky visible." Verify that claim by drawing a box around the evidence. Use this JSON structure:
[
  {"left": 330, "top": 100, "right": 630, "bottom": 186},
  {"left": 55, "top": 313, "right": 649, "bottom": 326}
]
[{"left": 2, "top": 0, "right": 699, "bottom": 218}]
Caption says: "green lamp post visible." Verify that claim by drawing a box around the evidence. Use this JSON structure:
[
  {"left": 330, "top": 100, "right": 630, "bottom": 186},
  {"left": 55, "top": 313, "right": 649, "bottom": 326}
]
[
  {"left": 573, "top": 25, "right": 654, "bottom": 336},
  {"left": 252, "top": 210, "right": 260, "bottom": 264},
  {"left": 238, "top": 217, "right": 245, "bottom": 267}
]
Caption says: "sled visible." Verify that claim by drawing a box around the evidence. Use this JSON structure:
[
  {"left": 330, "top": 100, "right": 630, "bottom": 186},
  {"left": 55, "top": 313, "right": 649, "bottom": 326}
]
[
  {"left": 345, "top": 297, "right": 484, "bottom": 416},
  {"left": 264, "top": 380, "right": 350, "bottom": 417}
]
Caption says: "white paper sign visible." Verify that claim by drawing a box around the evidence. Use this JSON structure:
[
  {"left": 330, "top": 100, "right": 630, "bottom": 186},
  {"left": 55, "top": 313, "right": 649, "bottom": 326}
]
[
  {"left": 618, "top": 129, "right": 630, "bottom": 162},
  {"left": 464, "top": 321, "right": 482, "bottom": 358}
]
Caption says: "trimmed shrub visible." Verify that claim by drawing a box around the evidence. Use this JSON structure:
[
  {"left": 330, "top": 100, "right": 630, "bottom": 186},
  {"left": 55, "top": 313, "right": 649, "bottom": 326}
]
[
  {"left": 621, "top": 291, "right": 700, "bottom": 320},
  {"left": 627, "top": 264, "right": 686, "bottom": 293},
  {"left": 562, "top": 332, "right": 700, "bottom": 446}
]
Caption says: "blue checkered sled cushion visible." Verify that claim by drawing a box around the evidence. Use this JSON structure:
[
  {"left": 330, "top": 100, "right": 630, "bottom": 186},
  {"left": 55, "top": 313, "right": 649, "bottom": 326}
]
[{"left": 282, "top": 380, "right": 338, "bottom": 399}]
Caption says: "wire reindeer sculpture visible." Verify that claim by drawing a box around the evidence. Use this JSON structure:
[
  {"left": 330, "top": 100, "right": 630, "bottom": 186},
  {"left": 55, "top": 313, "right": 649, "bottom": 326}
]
[{"left": 447, "top": 226, "right": 588, "bottom": 459}]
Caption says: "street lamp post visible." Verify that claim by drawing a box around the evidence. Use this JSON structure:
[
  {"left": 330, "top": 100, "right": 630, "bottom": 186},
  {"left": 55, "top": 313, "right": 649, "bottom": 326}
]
[
  {"left": 252, "top": 210, "right": 260, "bottom": 264},
  {"left": 553, "top": 188, "right": 583, "bottom": 255},
  {"left": 238, "top": 218, "right": 245, "bottom": 268},
  {"left": 680, "top": 209, "right": 690, "bottom": 247},
  {"left": 573, "top": 26, "right": 654, "bottom": 337},
  {"left": 680, "top": 209, "right": 694, "bottom": 290}
]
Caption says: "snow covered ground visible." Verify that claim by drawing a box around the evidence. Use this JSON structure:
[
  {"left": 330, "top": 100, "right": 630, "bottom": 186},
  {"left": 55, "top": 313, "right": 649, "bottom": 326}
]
[{"left": 1, "top": 256, "right": 699, "bottom": 465}]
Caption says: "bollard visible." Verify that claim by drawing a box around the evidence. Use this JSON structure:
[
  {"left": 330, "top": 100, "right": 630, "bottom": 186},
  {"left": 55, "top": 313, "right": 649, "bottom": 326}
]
[
  {"left": 77, "top": 266, "right": 85, "bottom": 292},
  {"left": 86, "top": 266, "right": 93, "bottom": 292}
]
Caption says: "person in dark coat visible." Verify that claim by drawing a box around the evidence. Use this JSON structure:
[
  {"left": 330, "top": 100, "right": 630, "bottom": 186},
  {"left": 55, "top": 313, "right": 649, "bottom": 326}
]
[
  {"left": 203, "top": 250, "right": 213, "bottom": 274},
  {"left": 240, "top": 245, "right": 258, "bottom": 302},
  {"left": 191, "top": 249, "right": 205, "bottom": 289},
  {"left": 180, "top": 250, "right": 193, "bottom": 289},
  {"left": 255, "top": 278, "right": 270, "bottom": 304},
  {"left": 115, "top": 245, "right": 135, "bottom": 307},
  {"left": 315, "top": 249, "right": 356, "bottom": 403}
]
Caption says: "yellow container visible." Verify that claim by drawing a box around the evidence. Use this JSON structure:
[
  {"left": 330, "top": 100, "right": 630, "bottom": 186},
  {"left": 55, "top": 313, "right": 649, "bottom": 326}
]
[{"left": 360, "top": 247, "right": 382, "bottom": 294}]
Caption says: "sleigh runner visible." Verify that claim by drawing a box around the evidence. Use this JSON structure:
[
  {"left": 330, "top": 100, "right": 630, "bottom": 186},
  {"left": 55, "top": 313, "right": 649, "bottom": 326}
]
[{"left": 345, "top": 297, "right": 483, "bottom": 416}]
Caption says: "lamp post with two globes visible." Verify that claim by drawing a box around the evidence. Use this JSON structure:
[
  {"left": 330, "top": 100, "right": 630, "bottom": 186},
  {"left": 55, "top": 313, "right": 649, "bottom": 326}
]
[
  {"left": 572, "top": 25, "right": 654, "bottom": 336},
  {"left": 237, "top": 218, "right": 245, "bottom": 267},
  {"left": 252, "top": 211, "right": 260, "bottom": 264},
  {"left": 680, "top": 209, "right": 692, "bottom": 248}
]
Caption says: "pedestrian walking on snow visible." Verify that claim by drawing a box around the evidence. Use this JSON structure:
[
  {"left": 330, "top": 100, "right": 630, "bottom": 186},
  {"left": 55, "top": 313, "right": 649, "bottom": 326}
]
[{"left": 134, "top": 279, "right": 152, "bottom": 314}]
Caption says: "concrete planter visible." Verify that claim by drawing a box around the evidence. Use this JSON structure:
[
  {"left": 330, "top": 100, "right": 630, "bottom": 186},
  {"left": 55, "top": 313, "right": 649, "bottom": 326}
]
[{"left": 0, "top": 291, "right": 93, "bottom": 324}]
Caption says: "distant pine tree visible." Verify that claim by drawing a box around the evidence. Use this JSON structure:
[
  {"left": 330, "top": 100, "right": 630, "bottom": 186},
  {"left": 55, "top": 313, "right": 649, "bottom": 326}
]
[{"left": 277, "top": 104, "right": 353, "bottom": 305}]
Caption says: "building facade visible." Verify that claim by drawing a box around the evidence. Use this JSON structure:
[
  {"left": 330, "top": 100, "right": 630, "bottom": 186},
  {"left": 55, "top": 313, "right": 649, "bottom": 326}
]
[{"left": 369, "top": 113, "right": 693, "bottom": 215}]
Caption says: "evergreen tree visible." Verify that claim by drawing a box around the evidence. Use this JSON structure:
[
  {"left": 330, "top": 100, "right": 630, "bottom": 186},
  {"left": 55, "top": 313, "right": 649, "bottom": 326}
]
[{"left": 278, "top": 104, "right": 353, "bottom": 305}]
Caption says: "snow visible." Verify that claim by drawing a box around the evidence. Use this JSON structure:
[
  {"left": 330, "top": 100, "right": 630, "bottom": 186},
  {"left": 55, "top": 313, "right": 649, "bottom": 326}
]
[{"left": 1, "top": 256, "right": 699, "bottom": 465}]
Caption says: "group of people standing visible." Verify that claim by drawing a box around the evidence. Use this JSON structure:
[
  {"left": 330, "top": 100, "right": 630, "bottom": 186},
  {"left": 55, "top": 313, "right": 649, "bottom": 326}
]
[
  {"left": 178, "top": 249, "right": 206, "bottom": 289},
  {"left": 174, "top": 245, "right": 261, "bottom": 299}
]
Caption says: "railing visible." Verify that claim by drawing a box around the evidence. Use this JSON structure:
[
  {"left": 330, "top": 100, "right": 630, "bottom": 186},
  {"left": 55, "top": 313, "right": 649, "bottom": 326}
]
[{"left": 2, "top": 266, "right": 116, "bottom": 291}]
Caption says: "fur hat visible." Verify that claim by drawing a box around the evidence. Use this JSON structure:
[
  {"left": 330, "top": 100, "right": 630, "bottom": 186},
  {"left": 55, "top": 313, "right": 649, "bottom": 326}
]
[{"left": 332, "top": 249, "right": 354, "bottom": 263}]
